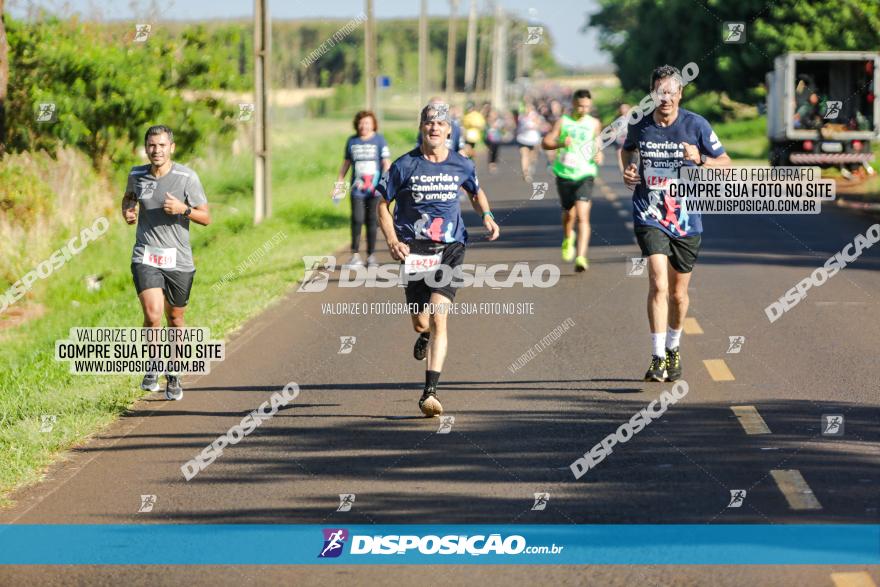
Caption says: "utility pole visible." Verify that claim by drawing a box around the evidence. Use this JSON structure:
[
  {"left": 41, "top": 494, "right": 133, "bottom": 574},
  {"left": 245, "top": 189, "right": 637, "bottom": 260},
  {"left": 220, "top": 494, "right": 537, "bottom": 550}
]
[
  {"left": 475, "top": 8, "right": 487, "bottom": 93},
  {"left": 491, "top": 4, "right": 506, "bottom": 110},
  {"left": 0, "top": 0, "right": 7, "bottom": 154},
  {"left": 463, "top": 0, "right": 477, "bottom": 93},
  {"left": 365, "top": 0, "right": 376, "bottom": 111},
  {"left": 253, "top": 0, "right": 271, "bottom": 224},
  {"left": 515, "top": 37, "right": 524, "bottom": 79},
  {"left": 419, "top": 0, "right": 428, "bottom": 107},
  {"left": 445, "top": 0, "right": 459, "bottom": 96}
]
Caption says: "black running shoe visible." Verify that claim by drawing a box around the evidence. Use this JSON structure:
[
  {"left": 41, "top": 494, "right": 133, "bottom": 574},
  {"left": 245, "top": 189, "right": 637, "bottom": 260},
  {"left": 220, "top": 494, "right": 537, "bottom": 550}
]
[
  {"left": 644, "top": 355, "right": 667, "bottom": 382},
  {"left": 418, "top": 389, "right": 443, "bottom": 417},
  {"left": 665, "top": 347, "right": 682, "bottom": 381},
  {"left": 413, "top": 333, "right": 430, "bottom": 361}
]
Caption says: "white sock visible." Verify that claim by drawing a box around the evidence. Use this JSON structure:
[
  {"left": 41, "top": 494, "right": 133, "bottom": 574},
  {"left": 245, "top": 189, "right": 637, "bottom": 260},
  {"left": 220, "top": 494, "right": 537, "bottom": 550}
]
[
  {"left": 667, "top": 327, "right": 683, "bottom": 350},
  {"left": 651, "top": 333, "right": 666, "bottom": 357}
]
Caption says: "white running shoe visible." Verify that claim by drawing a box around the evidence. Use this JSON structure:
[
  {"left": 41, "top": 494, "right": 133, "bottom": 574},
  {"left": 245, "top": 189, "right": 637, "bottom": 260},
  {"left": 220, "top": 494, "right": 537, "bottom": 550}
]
[{"left": 345, "top": 253, "right": 364, "bottom": 268}]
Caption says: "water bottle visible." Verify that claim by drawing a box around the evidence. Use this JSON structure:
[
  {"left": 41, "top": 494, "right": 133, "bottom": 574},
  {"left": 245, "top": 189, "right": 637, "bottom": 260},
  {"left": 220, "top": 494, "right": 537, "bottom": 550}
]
[{"left": 332, "top": 181, "right": 347, "bottom": 205}]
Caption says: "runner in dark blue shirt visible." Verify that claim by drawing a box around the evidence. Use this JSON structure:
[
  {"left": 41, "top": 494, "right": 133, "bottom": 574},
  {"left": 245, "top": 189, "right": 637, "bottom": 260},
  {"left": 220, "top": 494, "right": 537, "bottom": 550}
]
[
  {"left": 621, "top": 65, "right": 731, "bottom": 383},
  {"left": 334, "top": 111, "right": 391, "bottom": 268},
  {"left": 624, "top": 108, "right": 725, "bottom": 238},
  {"left": 380, "top": 148, "right": 477, "bottom": 244},
  {"left": 416, "top": 97, "right": 467, "bottom": 154},
  {"left": 377, "top": 102, "right": 500, "bottom": 417}
]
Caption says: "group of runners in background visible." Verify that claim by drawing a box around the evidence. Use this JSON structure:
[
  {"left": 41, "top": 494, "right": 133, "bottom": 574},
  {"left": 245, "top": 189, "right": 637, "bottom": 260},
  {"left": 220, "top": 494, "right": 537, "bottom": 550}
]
[
  {"left": 122, "top": 64, "right": 729, "bottom": 415},
  {"left": 333, "top": 86, "right": 598, "bottom": 268}
]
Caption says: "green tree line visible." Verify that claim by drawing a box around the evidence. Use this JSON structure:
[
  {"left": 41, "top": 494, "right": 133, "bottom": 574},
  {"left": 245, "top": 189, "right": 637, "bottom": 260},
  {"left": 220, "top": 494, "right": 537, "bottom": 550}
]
[
  {"left": 282, "top": 16, "right": 562, "bottom": 91},
  {"left": 587, "top": 0, "right": 880, "bottom": 102},
  {"left": 156, "top": 16, "right": 562, "bottom": 91},
  {"left": 2, "top": 14, "right": 237, "bottom": 174},
  {"left": 0, "top": 11, "right": 561, "bottom": 172}
]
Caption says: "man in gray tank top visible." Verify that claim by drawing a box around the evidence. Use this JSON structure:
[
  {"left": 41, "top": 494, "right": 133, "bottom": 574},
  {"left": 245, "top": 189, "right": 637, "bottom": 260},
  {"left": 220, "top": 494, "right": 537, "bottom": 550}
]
[{"left": 121, "top": 125, "right": 211, "bottom": 400}]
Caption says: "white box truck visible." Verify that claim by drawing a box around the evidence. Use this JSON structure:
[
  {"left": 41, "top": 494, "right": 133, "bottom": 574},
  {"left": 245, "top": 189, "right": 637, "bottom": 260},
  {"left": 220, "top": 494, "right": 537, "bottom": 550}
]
[{"left": 766, "top": 51, "right": 878, "bottom": 171}]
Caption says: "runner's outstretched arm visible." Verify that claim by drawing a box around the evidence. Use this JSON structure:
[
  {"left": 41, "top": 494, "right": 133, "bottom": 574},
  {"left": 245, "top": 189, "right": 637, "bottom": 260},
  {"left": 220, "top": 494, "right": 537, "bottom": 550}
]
[
  {"left": 466, "top": 188, "right": 500, "bottom": 241},
  {"left": 541, "top": 119, "right": 564, "bottom": 150},
  {"left": 681, "top": 142, "right": 732, "bottom": 167},
  {"left": 335, "top": 160, "right": 352, "bottom": 186},
  {"left": 620, "top": 149, "right": 640, "bottom": 188},
  {"left": 378, "top": 200, "right": 409, "bottom": 260},
  {"left": 592, "top": 119, "right": 605, "bottom": 166},
  {"left": 185, "top": 204, "right": 211, "bottom": 226},
  {"left": 617, "top": 146, "right": 628, "bottom": 174},
  {"left": 163, "top": 193, "right": 211, "bottom": 226},
  {"left": 122, "top": 191, "right": 138, "bottom": 225}
]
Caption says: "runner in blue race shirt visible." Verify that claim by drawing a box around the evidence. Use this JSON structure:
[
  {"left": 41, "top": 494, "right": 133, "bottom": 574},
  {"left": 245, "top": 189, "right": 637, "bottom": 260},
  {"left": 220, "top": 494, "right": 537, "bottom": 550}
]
[
  {"left": 334, "top": 110, "right": 391, "bottom": 267},
  {"left": 416, "top": 96, "right": 467, "bottom": 155},
  {"left": 377, "top": 102, "right": 500, "bottom": 417},
  {"left": 620, "top": 65, "right": 731, "bottom": 383}
]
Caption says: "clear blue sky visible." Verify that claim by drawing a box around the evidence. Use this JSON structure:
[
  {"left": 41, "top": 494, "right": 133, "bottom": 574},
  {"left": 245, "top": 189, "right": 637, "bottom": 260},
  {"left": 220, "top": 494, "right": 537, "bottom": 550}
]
[{"left": 7, "top": 0, "right": 609, "bottom": 69}]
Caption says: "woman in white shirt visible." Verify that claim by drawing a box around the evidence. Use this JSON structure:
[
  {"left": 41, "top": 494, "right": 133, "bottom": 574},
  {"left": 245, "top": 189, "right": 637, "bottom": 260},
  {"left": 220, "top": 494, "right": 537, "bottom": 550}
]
[{"left": 515, "top": 103, "right": 544, "bottom": 183}]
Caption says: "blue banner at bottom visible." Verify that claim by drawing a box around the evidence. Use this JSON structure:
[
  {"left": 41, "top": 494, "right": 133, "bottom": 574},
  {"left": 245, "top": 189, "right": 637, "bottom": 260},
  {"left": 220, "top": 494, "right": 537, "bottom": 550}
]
[{"left": 0, "top": 525, "right": 877, "bottom": 565}]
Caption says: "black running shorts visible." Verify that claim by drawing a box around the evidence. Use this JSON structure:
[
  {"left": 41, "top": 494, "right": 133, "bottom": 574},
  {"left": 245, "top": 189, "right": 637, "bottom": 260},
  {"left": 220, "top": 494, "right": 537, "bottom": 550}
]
[
  {"left": 403, "top": 241, "right": 466, "bottom": 313},
  {"left": 634, "top": 226, "right": 702, "bottom": 274},
  {"left": 131, "top": 263, "right": 196, "bottom": 307},
  {"left": 556, "top": 176, "right": 594, "bottom": 210}
]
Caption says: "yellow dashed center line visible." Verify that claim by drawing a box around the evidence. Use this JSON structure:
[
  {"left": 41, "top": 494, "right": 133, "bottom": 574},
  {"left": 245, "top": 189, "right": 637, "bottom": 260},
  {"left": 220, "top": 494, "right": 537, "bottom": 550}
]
[
  {"left": 831, "top": 572, "right": 878, "bottom": 587},
  {"left": 703, "top": 359, "right": 735, "bottom": 381},
  {"left": 770, "top": 469, "right": 822, "bottom": 510},
  {"left": 682, "top": 317, "right": 703, "bottom": 334},
  {"left": 730, "top": 405, "right": 771, "bottom": 435}
]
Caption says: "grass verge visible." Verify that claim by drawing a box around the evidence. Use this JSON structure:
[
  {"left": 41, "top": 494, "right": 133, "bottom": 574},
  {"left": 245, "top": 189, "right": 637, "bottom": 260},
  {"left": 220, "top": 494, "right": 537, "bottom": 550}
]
[{"left": 0, "top": 117, "right": 417, "bottom": 505}]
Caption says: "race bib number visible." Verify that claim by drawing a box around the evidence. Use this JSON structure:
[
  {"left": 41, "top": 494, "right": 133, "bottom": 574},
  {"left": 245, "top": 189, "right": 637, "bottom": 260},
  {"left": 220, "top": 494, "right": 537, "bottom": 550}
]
[
  {"left": 142, "top": 245, "right": 177, "bottom": 269},
  {"left": 645, "top": 166, "right": 677, "bottom": 191},
  {"left": 561, "top": 151, "right": 581, "bottom": 168},
  {"left": 404, "top": 252, "right": 442, "bottom": 275},
  {"left": 354, "top": 160, "right": 377, "bottom": 177}
]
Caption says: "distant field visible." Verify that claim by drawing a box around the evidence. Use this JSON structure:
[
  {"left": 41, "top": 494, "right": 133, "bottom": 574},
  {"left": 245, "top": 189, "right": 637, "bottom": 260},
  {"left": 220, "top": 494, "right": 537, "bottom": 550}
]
[{"left": 713, "top": 117, "right": 769, "bottom": 161}]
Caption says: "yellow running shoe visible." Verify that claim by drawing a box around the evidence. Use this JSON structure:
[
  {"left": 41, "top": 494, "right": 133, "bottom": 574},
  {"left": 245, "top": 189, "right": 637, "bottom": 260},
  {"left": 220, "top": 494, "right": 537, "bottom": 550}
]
[{"left": 561, "top": 237, "right": 576, "bottom": 262}]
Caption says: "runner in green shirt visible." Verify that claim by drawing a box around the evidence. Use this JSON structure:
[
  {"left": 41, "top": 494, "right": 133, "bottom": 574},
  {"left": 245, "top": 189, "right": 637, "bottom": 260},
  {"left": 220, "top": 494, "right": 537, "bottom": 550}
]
[{"left": 542, "top": 89, "right": 603, "bottom": 272}]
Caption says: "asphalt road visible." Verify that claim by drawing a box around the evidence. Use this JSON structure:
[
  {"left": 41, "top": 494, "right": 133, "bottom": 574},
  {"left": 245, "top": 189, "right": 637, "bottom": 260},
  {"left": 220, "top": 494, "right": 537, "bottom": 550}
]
[{"left": 1, "top": 146, "right": 878, "bottom": 586}]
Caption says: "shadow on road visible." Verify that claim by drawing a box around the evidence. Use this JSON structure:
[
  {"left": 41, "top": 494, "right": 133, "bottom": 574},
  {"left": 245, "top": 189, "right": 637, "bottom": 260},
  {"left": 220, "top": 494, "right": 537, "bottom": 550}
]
[{"left": 82, "top": 386, "right": 880, "bottom": 525}]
